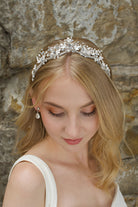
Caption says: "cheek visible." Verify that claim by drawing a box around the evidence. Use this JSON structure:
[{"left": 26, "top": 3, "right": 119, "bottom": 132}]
[
  {"left": 86, "top": 116, "right": 99, "bottom": 133},
  {"left": 41, "top": 114, "right": 61, "bottom": 132},
  {"left": 40, "top": 113, "right": 52, "bottom": 129}
]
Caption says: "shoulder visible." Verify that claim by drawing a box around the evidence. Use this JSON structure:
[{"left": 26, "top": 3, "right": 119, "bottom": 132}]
[
  {"left": 3, "top": 161, "right": 45, "bottom": 207},
  {"left": 10, "top": 160, "right": 45, "bottom": 190}
]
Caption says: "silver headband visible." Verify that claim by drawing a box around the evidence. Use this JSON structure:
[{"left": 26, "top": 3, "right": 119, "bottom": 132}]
[{"left": 32, "top": 37, "right": 111, "bottom": 81}]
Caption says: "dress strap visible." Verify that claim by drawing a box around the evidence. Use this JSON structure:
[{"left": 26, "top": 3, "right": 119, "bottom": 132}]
[
  {"left": 9, "top": 155, "right": 57, "bottom": 207},
  {"left": 111, "top": 183, "right": 127, "bottom": 207}
]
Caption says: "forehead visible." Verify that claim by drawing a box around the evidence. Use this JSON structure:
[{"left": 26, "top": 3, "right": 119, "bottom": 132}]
[{"left": 42, "top": 75, "right": 92, "bottom": 107}]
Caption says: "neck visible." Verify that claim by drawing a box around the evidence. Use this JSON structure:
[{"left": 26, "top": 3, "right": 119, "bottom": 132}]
[{"left": 44, "top": 136, "right": 89, "bottom": 167}]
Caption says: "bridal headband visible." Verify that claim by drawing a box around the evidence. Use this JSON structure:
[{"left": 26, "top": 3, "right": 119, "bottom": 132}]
[{"left": 32, "top": 37, "right": 111, "bottom": 81}]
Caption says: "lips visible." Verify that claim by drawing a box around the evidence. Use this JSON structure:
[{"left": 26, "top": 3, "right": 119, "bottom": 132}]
[{"left": 63, "top": 138, "right": 82, "bottom": 145}]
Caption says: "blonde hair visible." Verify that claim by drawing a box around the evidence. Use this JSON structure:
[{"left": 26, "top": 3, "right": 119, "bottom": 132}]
[{"left": 16, "top": 38, "right": 125, "bottom": 192}]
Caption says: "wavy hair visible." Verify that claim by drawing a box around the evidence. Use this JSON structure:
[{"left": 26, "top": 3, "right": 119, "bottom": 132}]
[{"left": 15, "top": 38, "right": 125, "bottom": 192}]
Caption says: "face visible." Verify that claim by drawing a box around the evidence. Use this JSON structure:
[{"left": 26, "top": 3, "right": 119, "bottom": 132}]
[{"left": 38, "top": 75, "right": 99, "bottom": 151}]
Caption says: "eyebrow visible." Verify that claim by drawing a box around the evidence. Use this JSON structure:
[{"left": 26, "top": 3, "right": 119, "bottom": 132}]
[{"left": 44, "top": 101, "right": 94, "bottom": 109}]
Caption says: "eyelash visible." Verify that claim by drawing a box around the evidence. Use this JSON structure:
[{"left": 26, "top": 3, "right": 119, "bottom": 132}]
[
  {"left": 48, "top": 111, "right": 64, "bottom": 117},
  {"left": 48, "top": 108, "right": 96, "bottom": 118},
  {"left": 82, "top": 108, "right": 96, "bottom": 117}
]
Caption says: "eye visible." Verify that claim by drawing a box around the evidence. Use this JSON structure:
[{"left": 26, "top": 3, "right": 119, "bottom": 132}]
[
  {"left": 81, "top": 108, "right": 96, "bottom": 117},
  {"left": 48, "top": 110, "right": 65, "bottom": 117}
]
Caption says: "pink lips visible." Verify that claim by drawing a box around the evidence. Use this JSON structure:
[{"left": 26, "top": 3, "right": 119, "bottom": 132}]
[{"left": 63, "top": 138, "right": 82, "bottom": 145}]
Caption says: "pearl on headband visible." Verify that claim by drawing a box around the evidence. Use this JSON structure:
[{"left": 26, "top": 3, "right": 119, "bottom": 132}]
[{"left": 32, "top": 37, "right": 111, "bottom": 81}]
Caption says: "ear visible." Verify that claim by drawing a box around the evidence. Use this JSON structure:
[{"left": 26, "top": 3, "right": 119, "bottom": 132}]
[
  {"left": 32, "top": 97, "right": 41, "bottom": 111},
  {"left": 32, "top": 97, "right": 36, "bottom": 108},
  {"left": 29, "top": 89, "right": 39, "bottom": 110}
]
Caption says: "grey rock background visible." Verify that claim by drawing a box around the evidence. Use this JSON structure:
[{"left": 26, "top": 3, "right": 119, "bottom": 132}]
[{"left": 0, "top": 0, "right": 138, "bottom": 206}]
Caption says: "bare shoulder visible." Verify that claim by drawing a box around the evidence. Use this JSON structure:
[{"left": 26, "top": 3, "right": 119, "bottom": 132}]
[
  {"left": 3, "top": 161, "right": 45, "bottom": 207},
  {"left": 11, "top": 161, "right": 45, "bottom": 187}
]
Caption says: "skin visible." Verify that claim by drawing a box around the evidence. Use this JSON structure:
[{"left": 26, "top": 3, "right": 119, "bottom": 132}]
[
  {"left": 39, "top": 74, "right": 99, "bottom": 159},
  {"left": 3, "top": 74, "right": 114, "bottom": 207}
]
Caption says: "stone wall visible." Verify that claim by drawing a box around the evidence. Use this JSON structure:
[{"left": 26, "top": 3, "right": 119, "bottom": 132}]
[{"left": 0, "top": 0, "right": 138, "bottom": 206}]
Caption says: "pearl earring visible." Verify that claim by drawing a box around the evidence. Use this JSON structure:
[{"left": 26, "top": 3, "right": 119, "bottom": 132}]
[{"left": 35, "top": 107, "right": 40, "bottom": 119}]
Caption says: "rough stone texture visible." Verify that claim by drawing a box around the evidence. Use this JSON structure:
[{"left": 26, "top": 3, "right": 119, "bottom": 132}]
[
  {"left": 0, "top": 0, "right": 138, "bottom": 206},
  {"left": 112, "top": 65, "right": 138, "bottom": 160},
  {"left": 124, "top": 195, "right": 137, "bottom": 207},
  {"left": 117, "top": 159, "right": 138, "bottom": 195}
]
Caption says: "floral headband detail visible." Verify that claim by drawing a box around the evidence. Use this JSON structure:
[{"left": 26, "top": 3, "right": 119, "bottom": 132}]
[{"left": 32, "top": 37, "right": 111, "bottom": 81}]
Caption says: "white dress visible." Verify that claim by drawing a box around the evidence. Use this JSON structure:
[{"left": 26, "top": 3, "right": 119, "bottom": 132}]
[{"left": 9, "top": 155, "right": 127, "bottom": 207}]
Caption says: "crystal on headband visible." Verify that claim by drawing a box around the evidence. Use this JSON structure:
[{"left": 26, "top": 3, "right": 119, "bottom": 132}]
[{"left": 32, "top": 37, "right": 111, "bottom": 81}]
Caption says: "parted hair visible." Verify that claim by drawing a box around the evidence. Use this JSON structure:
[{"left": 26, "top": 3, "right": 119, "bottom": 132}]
[{"left": 16, "top": 38, "right": 125, "bottom": 192}]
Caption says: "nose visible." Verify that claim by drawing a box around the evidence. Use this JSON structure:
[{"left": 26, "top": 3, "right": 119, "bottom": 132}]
[{"left": 64, "top": 115, "right": 80, "bottom": 138}]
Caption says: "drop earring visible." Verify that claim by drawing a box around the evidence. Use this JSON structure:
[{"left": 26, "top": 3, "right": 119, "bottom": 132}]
[{"left": 35, "top": 107, "right": 40, "bottom": 119}]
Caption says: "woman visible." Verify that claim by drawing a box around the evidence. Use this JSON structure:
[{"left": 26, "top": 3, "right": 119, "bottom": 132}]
[{"left": 3, "top": 37, "right": 127, "bottom": 206}]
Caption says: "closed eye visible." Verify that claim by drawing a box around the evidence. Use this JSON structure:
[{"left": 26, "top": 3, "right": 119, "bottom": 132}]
[
  {"left": 48, "top": 110, "right": 65, "bottom": 117},
  {"left": 81, "top": 108, "right": 96, "bottom": 117}
]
